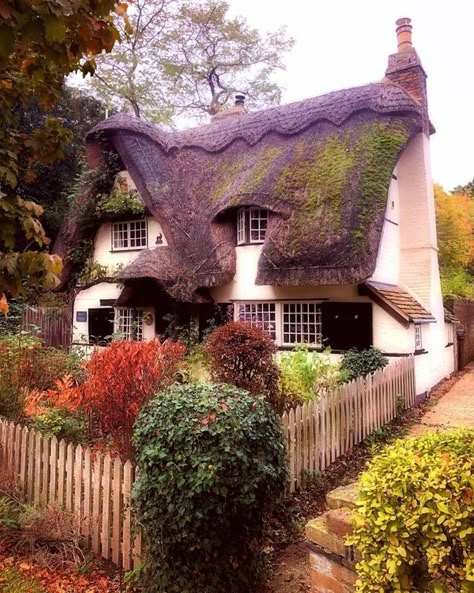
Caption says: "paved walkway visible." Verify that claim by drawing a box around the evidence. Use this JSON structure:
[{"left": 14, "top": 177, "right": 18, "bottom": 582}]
[{"left": 410, "top": 362, "right": 474, "bottom": 436}]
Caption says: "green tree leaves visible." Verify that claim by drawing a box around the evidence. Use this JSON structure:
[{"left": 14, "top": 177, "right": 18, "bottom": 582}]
[
  {"left": 0, "top": 0, "right": 122, "bottom": 308},
  {"left": 86, "top": 0, "right": 294, "bottom": 122}
]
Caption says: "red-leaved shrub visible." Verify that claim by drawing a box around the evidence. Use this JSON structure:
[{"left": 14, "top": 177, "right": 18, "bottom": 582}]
[
  {"left": 204, "top": 322, "right": 281, "bottom": 410},
  {"left": 81, "top": 339, "right": 185, "bottom": 459}
]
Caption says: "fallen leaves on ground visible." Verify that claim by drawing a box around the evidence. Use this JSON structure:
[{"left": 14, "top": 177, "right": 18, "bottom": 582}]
[{"left": 0, "top": 544, "right": 127, "bottom": 593}]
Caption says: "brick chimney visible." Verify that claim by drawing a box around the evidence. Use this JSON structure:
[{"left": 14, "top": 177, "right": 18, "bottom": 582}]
[
  {"left": 385, "top": 18, "right": 429, "bottom": 134},
  {"left": 211, "top": 94, "right": 248, "bottom": 122}
]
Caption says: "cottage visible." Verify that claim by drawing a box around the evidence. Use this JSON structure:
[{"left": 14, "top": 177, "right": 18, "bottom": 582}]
[{"left": 64, "top": 19, "right": 456, "bottom": 395}]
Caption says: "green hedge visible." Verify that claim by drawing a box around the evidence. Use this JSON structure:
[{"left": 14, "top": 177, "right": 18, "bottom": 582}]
[
  {"left": 132, "top": 382, "right": 287, "bottom": 593},
  {"left": 348, "top": 429, "right": 474, "bottom": 593}
]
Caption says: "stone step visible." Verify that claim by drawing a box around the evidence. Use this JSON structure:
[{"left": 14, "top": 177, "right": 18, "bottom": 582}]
[{"left": 325, "top": 482, "right": 358, "bottom": 511}]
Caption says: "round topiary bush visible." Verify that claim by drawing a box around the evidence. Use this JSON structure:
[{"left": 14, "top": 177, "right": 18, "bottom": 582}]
[
  {"left": 133, "top": 382, "right": 287, "bottom": 593},
  {"left": 204, "top": 321, "right": 281, "bottom": 409},
  {"left": 348, "top": 429, "right": 474, "bottom": 593}
]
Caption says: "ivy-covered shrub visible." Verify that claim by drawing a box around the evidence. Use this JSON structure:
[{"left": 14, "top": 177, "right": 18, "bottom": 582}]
[
  {"left": 278, "top": 346, "right": 349, "bottom": 404},
  {"left": 81, "top": 339, "right": 186, "bottom": 460},
  {"left": 340, "top": 347, "right": 388, "bottom": 380},
  {"left": 95, "top": 188, "right": 145, "bottom": 216},
  {"left": 204, "top": 322, "right": 281, "bottom": 410},
  {"left": 133, "top": 382, "right": 287, "bottom": 593},
  {"left": 348, "top": 429, "right": 474, "bottom": 593}
]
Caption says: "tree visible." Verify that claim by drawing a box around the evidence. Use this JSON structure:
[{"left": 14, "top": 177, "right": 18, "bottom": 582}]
[
  {"left": 161, "top": 0, "right": 294, "bottom": 118},
  {"left": 86, "top": 0, "right": 294, "bottom": 122},
  {"left": 434, "top": 184, "right": 474, "bottom": 270},
  {"left": 89, "top": 0, "right": 176, "bottom": 122},
  {"left": 452, "top": 178, "right": 474, "bottom": 198},
  {"left": 434, "top": 184, "right": 474, "bottom": 298},
  {"left": 15, "top": 87, "right": 107, "bottom": 240},
  {"left": 0, "top": 0, "right": 123, "bottom": 312}
]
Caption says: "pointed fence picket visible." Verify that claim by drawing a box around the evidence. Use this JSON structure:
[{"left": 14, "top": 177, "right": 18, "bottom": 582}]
[
  {"left": 0, "top": 422, "right": 143, "bottom": 570},
  {"left": 0, "top": 356, "right": 416, "bottom": 568},
  {"left": 281, "top": 356, "right": 416, "bottom": 491}
]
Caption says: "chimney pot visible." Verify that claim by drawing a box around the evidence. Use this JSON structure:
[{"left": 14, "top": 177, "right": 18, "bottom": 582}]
[
  {"left": 395, "top": 17, "right": 413, "bottom": 52},
  {"left": 235, "top": 94, "right": 246, "bottom": 106}
]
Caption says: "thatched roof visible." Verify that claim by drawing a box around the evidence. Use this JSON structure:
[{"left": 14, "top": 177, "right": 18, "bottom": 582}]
[{"left": 85, "top": 81, "right": 424, "bottom": 301}]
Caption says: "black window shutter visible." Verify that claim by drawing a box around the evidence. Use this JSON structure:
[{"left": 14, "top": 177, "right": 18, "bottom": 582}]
[{"left": 321, "top": 302, "right": 373, "bottom": 351}]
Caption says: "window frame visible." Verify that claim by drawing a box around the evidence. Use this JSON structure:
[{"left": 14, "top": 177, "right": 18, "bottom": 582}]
[
  {"left": 111, "top": 218, "right": 148, "bottom": 251},
  {"left": 414, "top": 323, "right": 423, "bottom": 351},
  {"left": 233, "top": 301, "right": 323, "bottom": 347},
  {"left": 237, "top": 208, "right": 246, "bottom": 245},
  {"left": 236, "top": 207, "right": 269, "bottom": 246},
  {"left": 114, "top": 307, "right": 144, "bottom": 341},
  {"left": 281, "top": 302, "right": 322, "bottom": 347},
  {"left": 235, "top": 302, "right": 277, "bottom": 340}
]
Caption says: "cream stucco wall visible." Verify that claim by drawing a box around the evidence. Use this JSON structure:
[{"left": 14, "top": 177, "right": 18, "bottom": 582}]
[
  {"left": 92, "top": 216, "right": 166, "bottom": 271},
  {"left": 396, "top": 133, "right": 454, "bottom": 393},
  {"left": 371, "top": 172, "right": 400, "bottom": 285},
  {"left": 73, "top": 282, "right": 155, "bottom": 344}
]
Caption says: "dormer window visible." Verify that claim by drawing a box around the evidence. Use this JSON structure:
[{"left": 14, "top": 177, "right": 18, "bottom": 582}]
[
  {"left": 112, "top": 219, "right": 147, "bottom": 251},
  {"left": 237, "top": 207, "right": 268, "bottom": 245}
]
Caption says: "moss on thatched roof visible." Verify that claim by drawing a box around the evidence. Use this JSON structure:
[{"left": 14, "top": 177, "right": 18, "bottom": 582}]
[{"left": 61, "top": 82, "right": 423, "bottom": 301}]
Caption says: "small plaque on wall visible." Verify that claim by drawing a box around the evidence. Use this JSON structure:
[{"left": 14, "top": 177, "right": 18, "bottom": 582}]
[{"left": 76, "top": 311, "right": 87, "bottom": 322}]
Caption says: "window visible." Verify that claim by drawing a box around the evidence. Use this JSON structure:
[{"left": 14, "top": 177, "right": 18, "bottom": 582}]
[
  {"left": 112, "top": 219, "right": 147, "bottom": 250},
  {"left": 283, "top": 303, "right": 322, "bottom": 346},
  {"left": 236, "top": 207, "right": 268, "bottom": 245},
  {"left": 237, "top": 208, "right": 246, "bottom": 245},
  {"left": 88, "top": 308, "right": 114, "bottom": 345},
  {"left": 115, "top": 308, "right": 144, "bottom": 340},
  {"left": 236, "top": 303, "right": 276, "bottom": 339},
  {"left": 447, "top": 323, "right": 454, "bottom": 345},
  {"left": 414, "top": 324, "right": 423, "bottom": 351}
]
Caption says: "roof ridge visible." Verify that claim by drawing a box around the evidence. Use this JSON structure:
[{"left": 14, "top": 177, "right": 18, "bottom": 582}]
[{"left": 88, "top": 81, "right": 422, "bottom": 154}]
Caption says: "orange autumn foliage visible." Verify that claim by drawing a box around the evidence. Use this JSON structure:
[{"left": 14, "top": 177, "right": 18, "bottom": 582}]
[
  {"left": 23, "top": 375, "right": 82, "bottom": 417},
  {"left": 80, "top": 339, "right": 186, "bottom": 460}
]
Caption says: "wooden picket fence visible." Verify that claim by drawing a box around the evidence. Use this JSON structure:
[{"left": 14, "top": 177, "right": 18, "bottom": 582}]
[
  {"left": 0, "top": 356, "right": 415, "bottom": 568},
  {"left": 281, "top": 356, "right": 416, "bottom": 491},
  {"left": 22, "top": 306, "right": 72, "bottom": 350},
  {"left": 0, "top": 423, "right": 142, "bottom": 570}
]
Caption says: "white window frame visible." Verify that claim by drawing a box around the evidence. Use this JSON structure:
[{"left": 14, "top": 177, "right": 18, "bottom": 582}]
[
  {"left": 114, "top": 308, "right": 144, "bottom": 341},
  {"left": 414, "top": 323, "right": 423, "bottom": 351},
  {"left": 233, "top": 301, "right": 322, "bottom": 347},
  {"left": 249, "top": 207, "right": 268, "bottom": 244},
  {"left": 112, "top": 219, "right": 147, "bottom": 251},
  {"left": 282, "top": 302, "right": 322, "bottom": 347},
  {"left": 236, "top": 302, "right": 277, "bottom": 340},
  {"left": 237, "top": 208, "right": 246, "bottom": 245},
  {"left": 447, "top": 323, "right": 454, "bottom": 345},
  {"left": 236, "top": 207, "right": 268, "bottom": 245}
]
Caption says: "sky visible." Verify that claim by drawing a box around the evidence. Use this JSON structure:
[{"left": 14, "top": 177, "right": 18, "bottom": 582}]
[{"left": 225, "top": 0, "right": 473, "bottom": 191}]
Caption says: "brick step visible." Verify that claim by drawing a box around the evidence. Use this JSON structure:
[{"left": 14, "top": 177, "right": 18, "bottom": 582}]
[{"left": 305, "top": 508, "right": 359, "bottom": 564}]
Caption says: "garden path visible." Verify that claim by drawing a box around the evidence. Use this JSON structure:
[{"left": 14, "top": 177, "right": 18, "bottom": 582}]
[{"left": 409, "top": 362, "right": 474, "bottom": 436}]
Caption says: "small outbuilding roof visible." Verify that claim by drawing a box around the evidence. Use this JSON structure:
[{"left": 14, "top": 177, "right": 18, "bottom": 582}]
[{"left": 364, "top": 281, "right": 435, "bottom": 326}]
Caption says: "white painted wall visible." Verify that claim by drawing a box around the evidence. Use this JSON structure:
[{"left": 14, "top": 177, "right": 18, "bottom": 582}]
[
  {"left": 371, "top": 172, "right": 400, "bottom": 285},
  {"left": 72, "top": 281, "right": 155, "bottom": 343},
  {"left": 92, "top": 216, "right": 165, "bottom": 271},
  {"left": 396, "top": 133, "right": 455, "bottom": 393}
]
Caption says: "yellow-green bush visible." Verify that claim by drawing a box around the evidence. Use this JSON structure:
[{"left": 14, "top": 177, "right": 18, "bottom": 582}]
[{"left": 348, "top": 429, "right": 474, "bottom": 593}]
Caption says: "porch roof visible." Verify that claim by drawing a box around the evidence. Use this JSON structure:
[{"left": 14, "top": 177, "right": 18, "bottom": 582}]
[{"left": 364, "top": 281, "right": 435, "bottom": 327}]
